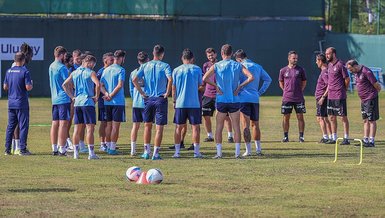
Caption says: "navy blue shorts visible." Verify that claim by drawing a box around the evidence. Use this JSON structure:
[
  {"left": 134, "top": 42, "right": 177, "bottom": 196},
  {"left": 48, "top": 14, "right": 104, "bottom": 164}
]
[
  {"left": 98, "top": 107, "right": 107, "bottom": 122},
  {"left": 144, "top": 97, "right": 168, "bottom": 125},
  {"left": 52, "top": 103, "right": 71, "bottom": 121},
  {"left": 240, "top": 103, "right": 260, "bottom": 121},
  {"left": 105, "top": 105, "right": 126, "bottom": 122},
  {"left": 216, "top": 102, "right": 240, "bottom": 114},
  {"left": 174, "top": 108, "right": 202, "bottom": 125},
  {"left": 132, "top": 108, "right": 145, "bottom": 123},
  {"left": 74, "top": 106, "right": 96, "bottom": 124}
]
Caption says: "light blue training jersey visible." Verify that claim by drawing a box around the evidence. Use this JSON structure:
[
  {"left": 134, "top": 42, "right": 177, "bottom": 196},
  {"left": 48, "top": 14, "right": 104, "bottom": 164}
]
[
  {"left": 172, "top": 64, "right": 203, "bottom": 108},
  {"left": 214, "top": 59, "right": 242, "bottom": 103},
  {"left": 238, "top": 59, "right": 272, "bottom": 103},
  {"left": 129, "top": 68, "right": 145, "bottom": 108},
  {"left": 72, "top": 67, "right": 96, "bottom": 107},
  {"left": 49, "top": 60, "right": 71, "bottom": 105},
  {"left": 135, "top": 60, "right": 172, "bottom": 97},
  {"left": 100, "top": 63, "right": 126, "bottom": 106}
]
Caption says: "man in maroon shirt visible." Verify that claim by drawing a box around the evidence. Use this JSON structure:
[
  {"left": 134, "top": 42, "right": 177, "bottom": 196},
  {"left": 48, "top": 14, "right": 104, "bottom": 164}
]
[
  {"left": 325, "top": 47, "right": 350, "bottom": 145},
  {"left": 279, "top": 51, "right": 307, "bottom": 143},
  {"left": 346, "top": 60, "right": 381, "bottom": 147},
  {"left": 315, "top": 53, "right": 332, "bottom": 143},
  {"left": 202, "top": 48, "right": 234, "bottom": 143}
]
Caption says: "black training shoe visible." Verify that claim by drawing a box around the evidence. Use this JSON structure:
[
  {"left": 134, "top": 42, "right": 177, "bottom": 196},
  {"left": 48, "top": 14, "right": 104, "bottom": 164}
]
[
  {"left": 187, "top": 144, "right": 194, "bottom": 151},
  {"left": 364, "top": 142, "right": 375, "bottom": 148},
  {"left": 340, "top": 138, "right": 350, "bottom": 145},
  {"left": 52, "top": 151, "right": 59, "bottom": 156},
  {"left": 204, "top": 137, "right": 214, "bottom": 142},
  {"left": 19, "top": 149, "right": 32, "bottom": 156},
  {"left": 227, "top": 137, "right": 234, "bottom": 143},
  {"left": 180, "top": 141, "right": 185, "bottom": 148},
  {"left": 282, "top": 137, "right": 289, "bottom": 143},
  {"left": 59, "top": 152, "right": 67, "bottom": 156},
  {"left": 256, "top": 152, "right": 264, "bottom": 156},
  {"left": 356, "top": 139, "right": 368, "bottom": 147},
  {"left": 4, "top": 150, "right": 12, "bottom": 155},
  {"left": 319, "top": 138, "right": 329, "bottom": 144},
  {"left": 325, "top": 139, "right": 336, "bottom": 144},
  {"left": 299, "top": 137, "right": 305, "bottom": 143},
  {"left": 169, "top": 143, "right": 186, "bottom": 150}
]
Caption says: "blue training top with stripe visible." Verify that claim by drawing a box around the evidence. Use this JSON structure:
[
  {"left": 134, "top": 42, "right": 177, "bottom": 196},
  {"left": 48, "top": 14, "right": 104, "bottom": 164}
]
[
  {"left": 100, "top": 63, "right": 126, "bottom": 106},
  {"left": 238, "top": 59, "right": 272, "bottom": 103},
  {"left": 72, "top": 67, "right": 96, "bottom": 107},
  {"left": 49, "top": 60, "right": 71, "bottom": 105},
  {"left": 172, "top": 64, "right": 203, "bottom": 108},
  {"left": 129, "top": 68, "right": 145, "bottom": 108},
  {"left": 214, "top": 59, "right": 242, "bottom": 103},
  {"left": 135, "top": 60, "right": 172, "bottom": 97}
]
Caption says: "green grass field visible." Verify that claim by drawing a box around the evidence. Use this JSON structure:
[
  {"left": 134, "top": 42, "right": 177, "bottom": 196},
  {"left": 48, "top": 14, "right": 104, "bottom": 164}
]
[{"left": 1, "top": 94, "right": 385, "bottom": 217}]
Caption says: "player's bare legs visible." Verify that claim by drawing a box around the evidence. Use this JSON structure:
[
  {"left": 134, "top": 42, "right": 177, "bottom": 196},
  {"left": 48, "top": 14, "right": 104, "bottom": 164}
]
[
  {"left": 240, "top": 112, "right": 251, "bottom": 156},
  {"left": 130, "top": 122, "right": 140, "bottom": 156},
  {"left": 224, "top": 116, "right": 233, "bottom": 142},
  {"left": 228, "top": 110, "right": 242, "bottom": 157},
  {"left": 214, "top": 112, "right": 227, "bottom": 158},
  {"left": 296, "top": 113, "right": 305, "bottom": 142},
  {"left": 282, "top": 113, "right": 290, "bottom": 142}
]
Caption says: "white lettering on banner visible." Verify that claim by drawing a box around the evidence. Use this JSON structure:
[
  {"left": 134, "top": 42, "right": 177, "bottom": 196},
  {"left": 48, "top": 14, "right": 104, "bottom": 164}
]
[{"left": 0, "top": 38, "right": 44, "bottom": 60}]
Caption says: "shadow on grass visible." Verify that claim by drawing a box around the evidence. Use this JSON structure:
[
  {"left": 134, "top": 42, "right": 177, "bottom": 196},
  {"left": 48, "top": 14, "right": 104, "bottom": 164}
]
[{"left": 8, "top": 188, "right": 76, "bottom": 193}]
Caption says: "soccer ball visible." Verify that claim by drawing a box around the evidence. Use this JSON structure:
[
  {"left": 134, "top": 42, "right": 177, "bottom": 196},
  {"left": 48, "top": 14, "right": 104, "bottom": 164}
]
[
  {"left": 146, "top": 168, "right": 163, "bottom": 184},
  {"left": 126, "top": 166, "right": 142, "bottom": 182}
]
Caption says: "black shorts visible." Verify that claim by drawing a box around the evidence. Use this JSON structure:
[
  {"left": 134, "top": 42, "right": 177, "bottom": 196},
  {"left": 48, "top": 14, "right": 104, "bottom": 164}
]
[
  {"left": 240, "top": 103, "right": 260, "bottom": 121},
  {"left": 202, "top": 96, "right": 216, "bottom": 117},
  {"left": 361, "top": 96, "right": 379, "bottom": 121},
  {"left": 98, "top": 107, "right": 107, "bottom": 121},
  {"left": 216, "top": 103, "right": 240, "bottom": 114},
  {"left": 74, "top": 106, "right": 96, "bottom": 124},
  {"left": 174, "top": 108, "right": 202, "bottom": 125},
  {"left": 327, "top": 99, "right": 347, "bottom": 116},
  {"left": 281, "top": 102, "right": 306, "bottom": 114},
  {"left": 316, "top": 98, "right": 328, "bottom": 117},
  {"left": 105, "top": 105, "right": 126, "bottom": 122},
  {"left": 132, "top": 108, "right": 145, "bottom": 123}
]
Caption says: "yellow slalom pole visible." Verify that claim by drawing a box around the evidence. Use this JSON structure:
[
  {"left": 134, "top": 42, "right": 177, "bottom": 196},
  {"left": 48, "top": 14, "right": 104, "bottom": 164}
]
[
  {"left": 334, "top": 138, "right": 363, "bottom": 165},
  {"left": 354, "top": 139, "right": 363, "bottom": 165},
  {"left": 333, "top": 138, "right": 343, "bottom": 163}
]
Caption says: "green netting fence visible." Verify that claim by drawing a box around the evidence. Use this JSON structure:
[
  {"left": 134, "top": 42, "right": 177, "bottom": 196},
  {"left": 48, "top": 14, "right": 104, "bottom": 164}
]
[{"left": 0, "top": 0, "right": 323, "bottom": 17}]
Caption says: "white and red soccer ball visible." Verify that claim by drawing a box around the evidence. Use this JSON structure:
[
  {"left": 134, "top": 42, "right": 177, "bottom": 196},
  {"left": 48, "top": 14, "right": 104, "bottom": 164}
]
[
  {"left": 126, "top": 166, "right": 163, "bottom": 184},
  {"left": 125, "top": 166, "right": 142, "bottom": 181},
  {"left": 146, "top": 168, "right": 163, "bottom": 184}
]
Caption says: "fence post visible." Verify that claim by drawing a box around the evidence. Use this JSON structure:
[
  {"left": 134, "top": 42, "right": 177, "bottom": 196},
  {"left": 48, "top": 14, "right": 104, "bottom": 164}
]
[
  {"left": 349, "top": 0, "right": 352, "bottom": 32},
  {"left": 378, "top": 0, "right": 381, "bottom": 34}
]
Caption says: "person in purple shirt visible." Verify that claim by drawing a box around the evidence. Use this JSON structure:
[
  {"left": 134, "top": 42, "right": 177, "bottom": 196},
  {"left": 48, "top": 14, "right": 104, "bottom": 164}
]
[
  {"left": 3, "top": 52, "right": 33, "bottom": 155},
  {"left": 325, "top": 47, "right": 350, "bottom": 145},
  {"left": 201, "top": 48, "right": 234, "bottom": 143},
  {"left": 279, "top": 51, "right": 307, "bottom": 143},
  {"left": 346, "top": 60, "right": 381, "bottom": 147},
  {"left": 315, "top": 53, "right": 332, "bottom": 144}
]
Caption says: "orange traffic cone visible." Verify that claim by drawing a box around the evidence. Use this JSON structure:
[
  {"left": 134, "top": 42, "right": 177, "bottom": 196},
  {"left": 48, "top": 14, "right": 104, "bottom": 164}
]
[{"left": 136, "top": 171, "right": 149, "bottom": 184}]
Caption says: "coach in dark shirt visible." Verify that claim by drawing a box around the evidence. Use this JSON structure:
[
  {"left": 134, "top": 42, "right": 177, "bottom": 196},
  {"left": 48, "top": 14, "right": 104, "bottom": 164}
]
[{"left": 3, "top": 52, "right": 33, "bottom": 155}]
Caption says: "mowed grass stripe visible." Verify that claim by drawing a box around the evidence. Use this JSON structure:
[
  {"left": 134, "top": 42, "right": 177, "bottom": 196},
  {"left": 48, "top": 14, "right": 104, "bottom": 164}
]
[{"left": 0, "top": 94, "right": 385, "bottom": 217}]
